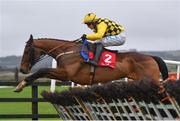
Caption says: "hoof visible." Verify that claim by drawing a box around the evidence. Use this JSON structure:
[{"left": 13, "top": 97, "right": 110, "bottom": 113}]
[
  {"left": 14, "top": 88, "right": 23, "bottom": 92},
  {"left": 14, "top": 80, "right": 27, "bottom": 92}
]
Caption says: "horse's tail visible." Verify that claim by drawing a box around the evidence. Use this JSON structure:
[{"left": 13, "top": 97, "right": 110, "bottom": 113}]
[{"left": 151, "top": 56, "right": 169, "bottom": 80}]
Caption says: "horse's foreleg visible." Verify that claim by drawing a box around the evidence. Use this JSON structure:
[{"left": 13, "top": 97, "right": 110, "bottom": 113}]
[
  {"left": 14, "top": 68, "right": 67, "bottom": 92},
  {"left": 25, "top": 68, "right": 68, "bottom": 83}
]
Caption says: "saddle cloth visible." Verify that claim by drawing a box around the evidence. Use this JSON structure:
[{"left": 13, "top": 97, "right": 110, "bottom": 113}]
[{"left": 81, "top": 39, "right": 117, "bottom": 68}]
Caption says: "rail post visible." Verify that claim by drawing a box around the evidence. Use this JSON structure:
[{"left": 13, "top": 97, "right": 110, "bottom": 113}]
[
  {"left": 51, "top": 59, "right": 56, "bottom": 92},
  {"left": 32, "top": 83, "right": 38, "bottom": 120}
]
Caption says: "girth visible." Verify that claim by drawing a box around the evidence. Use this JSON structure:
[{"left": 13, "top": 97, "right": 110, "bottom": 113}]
[{"left": 89, "top": 65, "right": 95, "bottom": 85}]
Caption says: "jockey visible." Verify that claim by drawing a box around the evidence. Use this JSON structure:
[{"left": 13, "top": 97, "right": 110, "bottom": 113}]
[{"left": 81, "top": 13, "right": 126, "bottom": 65}]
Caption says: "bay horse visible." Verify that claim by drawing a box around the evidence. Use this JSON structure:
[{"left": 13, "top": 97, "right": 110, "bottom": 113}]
[{"left": 14, "top": 35, "right": 168, "bottom": 92}]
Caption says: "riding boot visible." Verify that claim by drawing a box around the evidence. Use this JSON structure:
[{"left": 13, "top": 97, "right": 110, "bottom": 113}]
[{"left": 89, "top": 43, "right": 103, "bottom": 65}]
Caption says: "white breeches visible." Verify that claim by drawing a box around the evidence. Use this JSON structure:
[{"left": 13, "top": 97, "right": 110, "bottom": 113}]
[
  {"left": 87, "top": 31, "right": 126, "bottom": 47},
  {"left": 100, "top": 31, "right": 126, "bottom": 47}
]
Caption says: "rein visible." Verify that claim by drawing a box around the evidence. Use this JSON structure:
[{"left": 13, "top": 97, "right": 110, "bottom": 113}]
[
  {"left": 50, "top": 39, "right": 82, "bottom": 60},
  {"left": 30, "top": 38, "right": 82, "bottom": 64},
  {"left": 47, "top": 39, "right": 81, "bottom": 54}
]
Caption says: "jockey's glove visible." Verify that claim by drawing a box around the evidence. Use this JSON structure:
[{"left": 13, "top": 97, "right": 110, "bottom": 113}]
[{"left": 81, "top": 34, "right": 87, "bottom": 40}]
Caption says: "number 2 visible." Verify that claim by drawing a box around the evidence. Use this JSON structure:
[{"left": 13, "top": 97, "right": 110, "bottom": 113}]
[{"left": 104, "top": 54, "right": 112, "bottom": 63}]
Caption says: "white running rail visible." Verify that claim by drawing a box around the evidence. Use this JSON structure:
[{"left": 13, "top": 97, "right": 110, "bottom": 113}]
[
  {"left": 50, "top": 59, "right": 57, "bottom": 93},
  {"left": 164, "top": 60, "right": 180, "bottom": 80}
]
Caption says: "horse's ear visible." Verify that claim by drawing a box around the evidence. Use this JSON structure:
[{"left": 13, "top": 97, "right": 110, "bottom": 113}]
[
  {"left": 28, "top": 34, "right": 33, "bottom": 43},
  {"left": 30, "top": 34, "right": 33, "bottom": 40}
]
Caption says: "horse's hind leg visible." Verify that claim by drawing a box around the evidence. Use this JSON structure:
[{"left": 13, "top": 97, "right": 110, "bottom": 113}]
[
  {"left": 127, "top": 57, "right": 160, "bottom": 82},
  {"left": 14, "top": 68, "right": 68, "bottom": 92}
]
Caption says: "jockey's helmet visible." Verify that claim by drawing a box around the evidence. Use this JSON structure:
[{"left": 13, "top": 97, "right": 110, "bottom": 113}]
[{"left": 83, "top": 13, "right": 99, "bottom": 24}]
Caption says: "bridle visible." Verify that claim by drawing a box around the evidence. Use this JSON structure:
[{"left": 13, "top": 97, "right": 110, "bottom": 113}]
[{"left": 25, "top": 41, "right": 46, "bottom": 69}]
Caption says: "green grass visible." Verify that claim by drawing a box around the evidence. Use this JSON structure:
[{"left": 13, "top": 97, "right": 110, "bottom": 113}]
[{"left": 0, "top": 86, "right": 70, "bottom": 120}]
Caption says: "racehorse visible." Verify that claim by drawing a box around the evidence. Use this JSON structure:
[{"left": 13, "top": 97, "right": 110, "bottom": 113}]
[{"left": 14, "top": 35, "right": 169, "bottom": 92}]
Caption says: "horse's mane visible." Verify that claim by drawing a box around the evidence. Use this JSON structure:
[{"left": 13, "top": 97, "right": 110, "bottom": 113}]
[
  {"left": 36, "top": 38, "right": 80, "bottom": 44},
  {"left": 37, "top": 38, "right": 71, "bottom": 42}
]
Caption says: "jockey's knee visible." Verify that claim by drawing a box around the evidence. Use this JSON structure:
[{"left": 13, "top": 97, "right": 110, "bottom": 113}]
[{"left": 119, "top": 36, "right": 126, "bottom": 45}]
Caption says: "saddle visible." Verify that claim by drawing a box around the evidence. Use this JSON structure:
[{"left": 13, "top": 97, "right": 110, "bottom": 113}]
[{"left": 81, "top": 39, "right": 117, "bottom": 68}]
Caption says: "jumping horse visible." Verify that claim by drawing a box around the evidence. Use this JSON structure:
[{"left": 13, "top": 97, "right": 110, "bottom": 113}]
[{"left": 14, "top": 35, "right": 169, "bottom": 92}]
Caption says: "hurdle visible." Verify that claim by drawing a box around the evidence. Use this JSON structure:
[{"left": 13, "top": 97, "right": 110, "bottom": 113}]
[{"left": 42, "top": 79, "right": 180, "bottom": 120}]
